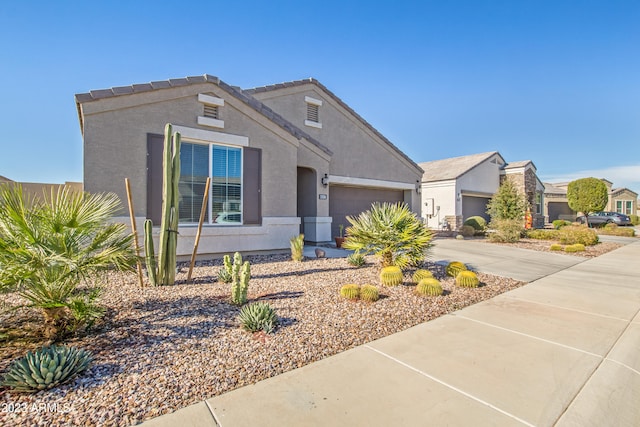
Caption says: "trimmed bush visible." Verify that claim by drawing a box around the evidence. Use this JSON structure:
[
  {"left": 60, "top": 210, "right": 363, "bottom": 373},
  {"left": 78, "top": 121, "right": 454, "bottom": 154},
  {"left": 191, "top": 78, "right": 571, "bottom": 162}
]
[
  {"left": 565, "top": 243, "right": 585, "bottom": 252},
  {"left": 463, "top": 216, "right": 487, "bottom": 231},
  {"left": 527, "top": 229, "right": 561, "bottom": 241},
  {"left": 412, "top": 269, "right": 434, "bottom": 283},
  {"left": 380, "top": 266, "right": 403, "bottom": 286},
  {"left": 598, "top": 224, "right": 635, "bottom": 237},
  {"left": 238, "top": 302, "right": 279, "bottom": 333},
  {"left": 456, "top": 270, "right": 480, "bottom": 288},
  {"left": 445, "top": 261, "right": 467, "bottom": 277},
  {"left": 488, "top": 219, "right": 524, "bottom": 243},
  {"left": 360, "top": 284, "right": 380, "bottom": 302},
  {"left": 458, "top": 225, "right": 475, "bottom": 238},
  {"left": 340, "top": 284, "right": 361, "bottom": 300},
  {"left": 552, "top": 219, "right": 572, "bottom": 229},
  {"left": 415, "top": 278, "right": 443, "bottom": 296},
  {"left": 558, "top": 225, "right": 599, "bottom": 246},
  {"left": 550, "top": 244, "right": 563, "bottom": 251},
  {"left": 630, "top": 215, "right": 639, "bottom": 226}
]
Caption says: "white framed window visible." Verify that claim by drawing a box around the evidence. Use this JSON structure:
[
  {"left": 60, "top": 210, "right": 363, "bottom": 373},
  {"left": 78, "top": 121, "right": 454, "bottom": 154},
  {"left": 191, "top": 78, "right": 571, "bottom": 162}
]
[
  {"left": 304, "top": 96, "right": 323, "bottom": 129},
  {"left": 535, "top": 192, "right": 542, "bottom": 214},
  {"left": 616, "top": 200, "right": 632, "bottom": 215}
]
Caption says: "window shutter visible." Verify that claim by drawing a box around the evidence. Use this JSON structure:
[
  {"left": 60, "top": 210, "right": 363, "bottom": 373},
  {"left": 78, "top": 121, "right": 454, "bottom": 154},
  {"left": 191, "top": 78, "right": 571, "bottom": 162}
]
[
  {"left": 243, "top": 147, "right": 262, "bottom": 225},
  {"left": 146, "top": 133, "right": 164, "bottom": 224}
]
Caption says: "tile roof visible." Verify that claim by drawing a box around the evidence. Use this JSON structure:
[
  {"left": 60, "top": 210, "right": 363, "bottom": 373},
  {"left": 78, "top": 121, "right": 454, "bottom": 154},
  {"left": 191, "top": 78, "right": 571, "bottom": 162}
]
[
  {"left": 504, "top": 160, "right": 535, "bottom": 170},
  {"left": 542, "top": 182, "right": 567, "bottom": 194},
  {"left": 0, "top": 175, "right": 13, "bottom": 182},
  {"left": 418, "top": 151, "right": 501, "bottom": 182}
]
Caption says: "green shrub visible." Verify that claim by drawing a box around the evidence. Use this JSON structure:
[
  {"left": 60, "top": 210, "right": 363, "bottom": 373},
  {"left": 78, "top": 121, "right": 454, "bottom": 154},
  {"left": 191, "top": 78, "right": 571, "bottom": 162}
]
[
  {"left": 456, "top": 270, "right": 480, "bottom": 288},
  {"left": 360, "top": 284, "right": 379, "bottom": 302},
  {"left": 380, "top": 266, "right": 403, "bottom": 286},
  {"left": 598, "top": 224, "right": 635, "bottom": 237},
  {"left": 558, "top": 225, "right": 599, "bottom": 246},
  {"left": 415, "top": 278, "right": 443, "bottom": 296},
  {"left": 412, "top": 269, "right": 433, "bottom": 283},
  {"left": 550, "top": 244, "right": 563, "bottom": 251},
  {"left": 445, "top": 261, "right": 467, "bottom": 277},
  {"left": 2, "top": 345, "right": 93, "bottom": 392},
  {"left": 488, "top": 219, "right": 523, "bottom": 243},
  {"left": 552, "top": 219, "right": 572, "bottom": 229},
  {"left": 290, "top": 234, "right": 305, "bottom": 262},
  {"left": 340, "top": 284, "right": 361, "bottom": 300},
  {"left": 630, "top": 215, "right": 639, "bottom": 226},
  {"left": 238, "top": 302, "right": 279, "bottom": 333},
  {"left": 458, "top": 225, "right": 475, "bottom": 238},
  {"left": 565, "top": 243, "right": 585, "bottom": 252},
  {"left": 463, "top": 216, "right": 487, "bottom": 231},
  {"left": 526, "top": 229, "right": 561, "bottom": 241},
  {"left": 347, "top": 251, "right": 366, "bottom": 267}
]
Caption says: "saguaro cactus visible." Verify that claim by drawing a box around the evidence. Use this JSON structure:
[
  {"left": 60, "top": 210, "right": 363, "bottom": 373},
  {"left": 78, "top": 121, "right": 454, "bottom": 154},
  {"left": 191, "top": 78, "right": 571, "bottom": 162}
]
[{"left": 144, "top": 123, "right": 181, "bottom": 286}]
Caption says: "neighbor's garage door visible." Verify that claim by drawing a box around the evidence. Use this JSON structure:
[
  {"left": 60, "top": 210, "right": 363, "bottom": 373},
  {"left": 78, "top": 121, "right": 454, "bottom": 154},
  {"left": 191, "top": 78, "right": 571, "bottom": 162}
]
[
  {"left": 548, "top": 202, "right": 575, "bottom": 222},
  {"left": 461, "top": 196, "right": 491, "bottom": 223},
  {"left": 329, "top": 186, "right": 404, "bottom": 237}
]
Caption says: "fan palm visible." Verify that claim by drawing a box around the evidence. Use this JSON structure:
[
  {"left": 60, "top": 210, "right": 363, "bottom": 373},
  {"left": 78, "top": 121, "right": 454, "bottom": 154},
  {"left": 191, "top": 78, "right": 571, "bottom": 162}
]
[
  {"left": 342, "top": 202, "right": 433, "bottom": 268},
  {"left": 0, "top": 184, "right": 137, "bottom": 339}
]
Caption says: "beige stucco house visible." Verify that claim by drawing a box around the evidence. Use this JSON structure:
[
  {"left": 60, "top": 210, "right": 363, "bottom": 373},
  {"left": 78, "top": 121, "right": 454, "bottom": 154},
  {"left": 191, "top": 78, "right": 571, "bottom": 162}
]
[
  {"left": 418, "top": 151, "right": 545, "bottom": 229},
  {"left": 0, "top": 175, "right": 83, "bottom": 199},
  {"left": 75, "top": 74, "right": 423, "bottom": 256}
]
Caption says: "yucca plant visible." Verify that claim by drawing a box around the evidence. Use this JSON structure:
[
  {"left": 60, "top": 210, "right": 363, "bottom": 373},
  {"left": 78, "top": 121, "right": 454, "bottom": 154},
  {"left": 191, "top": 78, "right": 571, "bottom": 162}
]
[
  {"left": 360, "top": 284, "right": 379, "bottom": 302},
  {"left": 416, "top": 278, "right": 443, "bottom": 296},
  {"left": 238, "top": 302, "right": 279, "bottom": 333},
  {"left": 290, "top": 234, "right": 305, "bottom": 262},
  {"left": 2, "top": 345, "right": 93, "bottom": 392},
  {"left": 342, "top": 202, "right": 433, "bottom": 268},
  {"left": 340, "top": 284, "right": 360, "bottom": 300},
  {"left": 456, "top": 270, "right": 480, "bottom": 288},
  {"left": 412, "top": 269, "right": 433, "bottom": 283},
  {"left": 445, "top": 261, "right": 467, "bottom": 277},
  {"left": 347, "top": 251, "right": 366, "bottom": 267},
  {"left": 0, "top": 184, "right": 137, "bottom": 339}
]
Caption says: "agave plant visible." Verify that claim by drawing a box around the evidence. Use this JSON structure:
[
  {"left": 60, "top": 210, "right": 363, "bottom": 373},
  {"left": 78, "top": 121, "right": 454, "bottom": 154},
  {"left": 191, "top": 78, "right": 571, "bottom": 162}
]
[
  {"left": 238, "top": 302, "right": 279, "bottom": 333},
  {"left": 343, "top": 202, "right": 433, "bottom": 268},
  {"left": 2, "top": 345, "right": 94, "bottom": 392},
  {"left": 0, "top": 184, "right": 137, "bottom": 339}
]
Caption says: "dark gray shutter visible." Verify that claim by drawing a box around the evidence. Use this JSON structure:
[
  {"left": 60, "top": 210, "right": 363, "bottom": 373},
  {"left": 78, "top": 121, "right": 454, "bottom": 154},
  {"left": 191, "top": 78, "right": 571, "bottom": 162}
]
[
  {"left": 146, "top": 134, "right": 164, "bottom": 224},
  {"left": 243, "top": 147, "right": 262, "bottom": 225}
]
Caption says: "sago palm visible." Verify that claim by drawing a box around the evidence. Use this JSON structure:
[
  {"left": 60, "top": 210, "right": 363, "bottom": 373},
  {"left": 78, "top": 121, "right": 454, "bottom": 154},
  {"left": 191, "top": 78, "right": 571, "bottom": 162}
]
[
  {"left": 0, "top": 184, "right": 137, "bottom": 339},
  {"left": 342, "top": 202, "right": 432, "bottom": 268}
]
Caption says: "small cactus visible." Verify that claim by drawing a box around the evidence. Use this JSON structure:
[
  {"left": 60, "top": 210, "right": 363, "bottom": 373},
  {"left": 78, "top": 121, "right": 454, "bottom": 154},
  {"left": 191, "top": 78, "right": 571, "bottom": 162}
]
[
  {"left": 230, "top": 252, "right": 251, "bottom": 305},
  {"left": 446, "top": 261, "right": 467, "bottom": 277},
  {"left": 416, "top": 278, "right": 443, "bottom": 296},
  {"left": 347, "top": 251, "right": 366, "bottom": 267},
  {"left": 380, "top": 266, "right": 403, "bottom": 286},
  {"left": 360, "top": 284, "right": 379, "bottom": 302},
  {"left": 412, "top": 269, "right": 433, "bottom": 283},
  {"left": 340, "top": 284, "right": 361, "bottom": 300},
  {"left": 456, "top": 270, "right": 479, "bottom": 288},
  {"left": 2, "top": 345, "right": 93, "bottom": 393},
  {"left": 290, "top": 234, "right": 305, "bottom": 261},
  {"left": 550, "top": 244, "right": 563, "bottom": 251},
  {"left": 238, "top": 302, "right": 279, "bottom": 333}
]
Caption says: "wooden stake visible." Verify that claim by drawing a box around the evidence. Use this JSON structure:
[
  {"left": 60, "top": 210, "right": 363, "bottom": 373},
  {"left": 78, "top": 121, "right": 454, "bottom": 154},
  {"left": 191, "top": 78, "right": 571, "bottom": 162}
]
[
  {"left": 188, "top": 177, "right": 211, "bottom": 282},
  {"left": 125, "top": 178, "right": 145, "bottom": 288}
]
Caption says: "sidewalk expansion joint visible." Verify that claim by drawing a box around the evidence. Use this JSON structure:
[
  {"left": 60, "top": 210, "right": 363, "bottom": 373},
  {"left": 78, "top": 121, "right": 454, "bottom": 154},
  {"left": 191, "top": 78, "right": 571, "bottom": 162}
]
[
  {"left": 205, "top": 400, "right": 222, "bottom": 427},
  {"left": 363, "top": 344, "right": 535, "bottom": 427}
]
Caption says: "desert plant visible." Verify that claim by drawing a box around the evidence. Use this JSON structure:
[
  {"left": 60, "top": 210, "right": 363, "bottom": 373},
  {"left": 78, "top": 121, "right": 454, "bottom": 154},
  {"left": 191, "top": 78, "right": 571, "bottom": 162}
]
[
  {"left": 598, "top": 223, "right": 636, "bottom": 237},
  {"left": 558, "top": 225, "right": 599, "bottom": 246},
  {"left": 238, "top": 302, "right": 279, "bottom": 333},
  {"left": 218, "top": 254, "right": 233, "bottom": 283},
  {"left": 488, "top": 219, "right": 524, "bottom": 243},
  {"left": 347, "top": 251, "right": 366, "bottom": 267},
  {"left": 415, "top": 278, "right": 443, "bottom": 296},
  {"left": 550, "top": 244, "right": 563, "bottom": 251},
  {"left": 380, "top": 266, "right": 403, "bottom": 286},
  {"left": 565, "top": 243, "right": 585, "bottom": 252},
  {"left": 340, "top": 284, "right": 361, "bottom": 300},
  {"left": 552, "top": 219, "right": 571, "bottom": 229},
  {"left": 290, "top": 234, "right": 305, "bottom": 262},
  {"left": 463, "top": 216, "right": 487, "bottom": 231},
  {"left": 229, "top": 252, "right": 251, "bottom": 305},
  {"left": 2, "top": 345, "right": 93, "bottom": 392},
  {"left": 0, "top": 184, "right": 136, "bottom": 339},
  {"left": 486, "top": 179, "right": 528, "bottom": 221},
  {"left": 143, "top": 123, "right": 181, "bottom": 286},
  {"left": 445, "top": 261, "right": 467, "bottom": 277},
  {"left": 458, "top": 225, "right": 475, "bottom": 238},
  {"left": 342, "top": 202, "right": 433, "bottom": 268},
  {"left": 527, "top": 229, "right": 561, "bottom": 240},
  {"left": 456, "top": 270, "right": 480, "bottom": 288},
  {"left": 360, "top": 284, "right": 380, "bottom": 302},
  {"left": 412, "top": 269, "right": 433, "bottom": 283},
  {"left": 567, "top": 178, "right": 608, "bottom": 228},
  {"left": 630, "top": 215, "right": 639, "bottom": 226}
]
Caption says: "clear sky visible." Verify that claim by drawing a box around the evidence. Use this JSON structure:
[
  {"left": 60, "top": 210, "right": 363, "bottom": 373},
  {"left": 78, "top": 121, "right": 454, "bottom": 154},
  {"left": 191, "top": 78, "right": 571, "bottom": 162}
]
[{"left": 1, "top": 0, "right": 639, "bottom": 194}]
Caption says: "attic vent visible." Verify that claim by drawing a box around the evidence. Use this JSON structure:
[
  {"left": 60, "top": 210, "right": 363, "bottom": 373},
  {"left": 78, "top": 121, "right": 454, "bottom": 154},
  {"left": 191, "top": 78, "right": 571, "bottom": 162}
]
[
  {"left": 306, "top": 103, "right": 319, "bottom": 123},
  {"left": 304, "top": 96, "right": 323, "bottom": 129},
  {"left": 204, "top": 104, "right": 219, "bottom": 119}
]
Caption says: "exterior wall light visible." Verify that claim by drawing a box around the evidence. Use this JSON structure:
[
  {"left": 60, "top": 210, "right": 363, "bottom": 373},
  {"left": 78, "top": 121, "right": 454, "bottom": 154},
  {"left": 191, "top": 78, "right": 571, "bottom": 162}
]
[{"left": 321, "top": 174, "right": 329, "bottom": 187}]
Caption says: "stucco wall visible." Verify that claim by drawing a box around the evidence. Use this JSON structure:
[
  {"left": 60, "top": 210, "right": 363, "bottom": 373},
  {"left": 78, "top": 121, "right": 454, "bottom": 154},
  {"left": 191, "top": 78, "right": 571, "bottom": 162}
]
[{"left": 421, "top": 180, "right": 456, "bottom": 228}]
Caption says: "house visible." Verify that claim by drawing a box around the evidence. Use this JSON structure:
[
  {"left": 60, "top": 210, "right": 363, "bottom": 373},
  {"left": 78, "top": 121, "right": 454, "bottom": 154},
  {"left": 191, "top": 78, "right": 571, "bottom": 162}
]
[
  {"left": 0, "top": 175, "right": 83, "bottom": 199},
  {"left": 543, "top": 179, "right": 638, "bottom": 222},
  {"left": 75, "top": 75, "right": 423, "bottom": 256},
  {"left": 418, "top": 151, "right": 545, "bottom": 229}
]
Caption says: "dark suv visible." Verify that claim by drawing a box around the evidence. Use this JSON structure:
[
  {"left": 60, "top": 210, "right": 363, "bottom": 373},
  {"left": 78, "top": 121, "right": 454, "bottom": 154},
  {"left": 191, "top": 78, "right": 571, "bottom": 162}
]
[{"left": 576, "top": 211, "right": 632, "bottom": 226}]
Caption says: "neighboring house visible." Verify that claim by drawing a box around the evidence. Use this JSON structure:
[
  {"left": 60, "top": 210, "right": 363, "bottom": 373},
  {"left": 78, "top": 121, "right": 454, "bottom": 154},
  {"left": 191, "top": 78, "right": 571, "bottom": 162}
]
[
  {"left": 0, "top": 175, "right": 83, "bottom": 199},
  {"left": 543, "top": 179, "right": 638, "bottom": 222},
  {"left": 418, "top": 151, "right": 544, "bottom": 230},
  {"left": 75, "top": 74, "right": 423, "bottom": 256}
]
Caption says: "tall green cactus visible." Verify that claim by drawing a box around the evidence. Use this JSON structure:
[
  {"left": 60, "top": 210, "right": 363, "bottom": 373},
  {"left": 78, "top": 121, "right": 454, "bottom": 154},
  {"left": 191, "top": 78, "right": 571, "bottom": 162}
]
[
  {"left": 143, "top": 123, "right": 181, "bottom": 286},
  {"left": 230, "top": 252, "right": 251, "bottom": 305}
]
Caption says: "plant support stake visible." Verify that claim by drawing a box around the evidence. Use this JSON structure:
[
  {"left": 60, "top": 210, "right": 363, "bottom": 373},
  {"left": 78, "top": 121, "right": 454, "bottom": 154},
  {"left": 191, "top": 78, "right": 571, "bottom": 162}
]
[
  {"left": 188, "top": 176, "right": 211, "bottom": 281},
  {"left": 125, "top": 178, "right": 144, "bottom": 287}
]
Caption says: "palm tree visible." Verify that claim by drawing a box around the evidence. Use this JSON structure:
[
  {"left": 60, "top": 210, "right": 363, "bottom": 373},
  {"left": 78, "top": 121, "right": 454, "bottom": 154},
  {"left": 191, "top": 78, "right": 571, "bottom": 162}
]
[
  {"left": 0, "top": 184, "right": 137, "bottom": 339},
  {"left": 342, "top": 202, "right": 433, "bottom": 268}
]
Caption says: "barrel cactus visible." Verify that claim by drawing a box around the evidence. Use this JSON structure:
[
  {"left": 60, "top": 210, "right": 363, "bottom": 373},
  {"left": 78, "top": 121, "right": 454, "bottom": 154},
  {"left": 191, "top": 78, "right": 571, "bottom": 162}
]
[
  {"left": 412, "top": 269, "right": 433, "bottom": 283},
  {"left": 446, "top": 261, "right": 467, "bottom": 277},
  {"left": 2, "top": 345, "right": 93, "bottom": 393},
  {"left": 380, "top": 266, "right": 403, "bottom": 286},
  {"left": 238, "top": 302, "right": 279, "bottom": 333},
  {"left": 340, "top": 284, "right": 361, "bottom": 300},
  {"left": 360, "top": 284, "right": 380, "bottom": 302},
  {"left": 456, "top": 270, "right": 480, "bottom": 288},
  {"left": 416, "top": 278, "right": 443, "bottom": 296}
]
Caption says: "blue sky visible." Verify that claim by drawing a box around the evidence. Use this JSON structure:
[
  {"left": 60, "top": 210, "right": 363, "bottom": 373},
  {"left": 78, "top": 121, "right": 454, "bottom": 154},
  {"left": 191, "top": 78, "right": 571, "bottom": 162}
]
[{"left": 1, "top": 0, "right": 639, "bottom": 193}]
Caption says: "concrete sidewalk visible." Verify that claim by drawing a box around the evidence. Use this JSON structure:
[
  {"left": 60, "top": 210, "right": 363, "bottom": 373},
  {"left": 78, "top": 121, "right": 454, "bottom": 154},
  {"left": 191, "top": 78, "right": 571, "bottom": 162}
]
[{"left": 143, "top": 240, "right": 640, "bottom": 427}]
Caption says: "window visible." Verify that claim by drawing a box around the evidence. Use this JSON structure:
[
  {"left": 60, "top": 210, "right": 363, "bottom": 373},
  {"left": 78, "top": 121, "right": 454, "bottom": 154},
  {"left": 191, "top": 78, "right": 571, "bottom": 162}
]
[
  {"left": 535, "top": 192, "right": 542, "bottom": 214},
  {"left": 304, "top": 96, "right": 323, "bottom": 128},
  {"left": 179, "top": 142, "right": 242, "bottom": 225},
  {"left": 616, "top": 200, "right": 632, "bottom": 215}
]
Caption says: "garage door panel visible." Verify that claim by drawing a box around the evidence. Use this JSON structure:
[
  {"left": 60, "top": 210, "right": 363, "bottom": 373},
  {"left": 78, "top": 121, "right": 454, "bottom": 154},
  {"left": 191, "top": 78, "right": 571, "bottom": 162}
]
[
  {"left": 329, "top": 186, "right": 403, "bottom": 237},
  {"left": 462, "top": 196, "right": 490, "bottom": 222}
]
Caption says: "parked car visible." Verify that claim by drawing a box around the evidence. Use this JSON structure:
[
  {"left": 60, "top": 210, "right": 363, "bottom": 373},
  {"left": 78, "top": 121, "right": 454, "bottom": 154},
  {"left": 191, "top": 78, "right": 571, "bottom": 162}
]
[{"left": 576, "top": 211, "right": 632, "bottom": 226}]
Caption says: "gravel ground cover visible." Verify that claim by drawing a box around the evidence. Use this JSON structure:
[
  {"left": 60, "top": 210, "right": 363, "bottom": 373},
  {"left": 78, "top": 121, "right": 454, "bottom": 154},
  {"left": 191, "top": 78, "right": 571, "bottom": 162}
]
[
  {"left": 476, "top": 237, "right": 623, "bottom": 258},
  {"left": 1, "top": 254, "right": 525, "bottom": 427}
]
